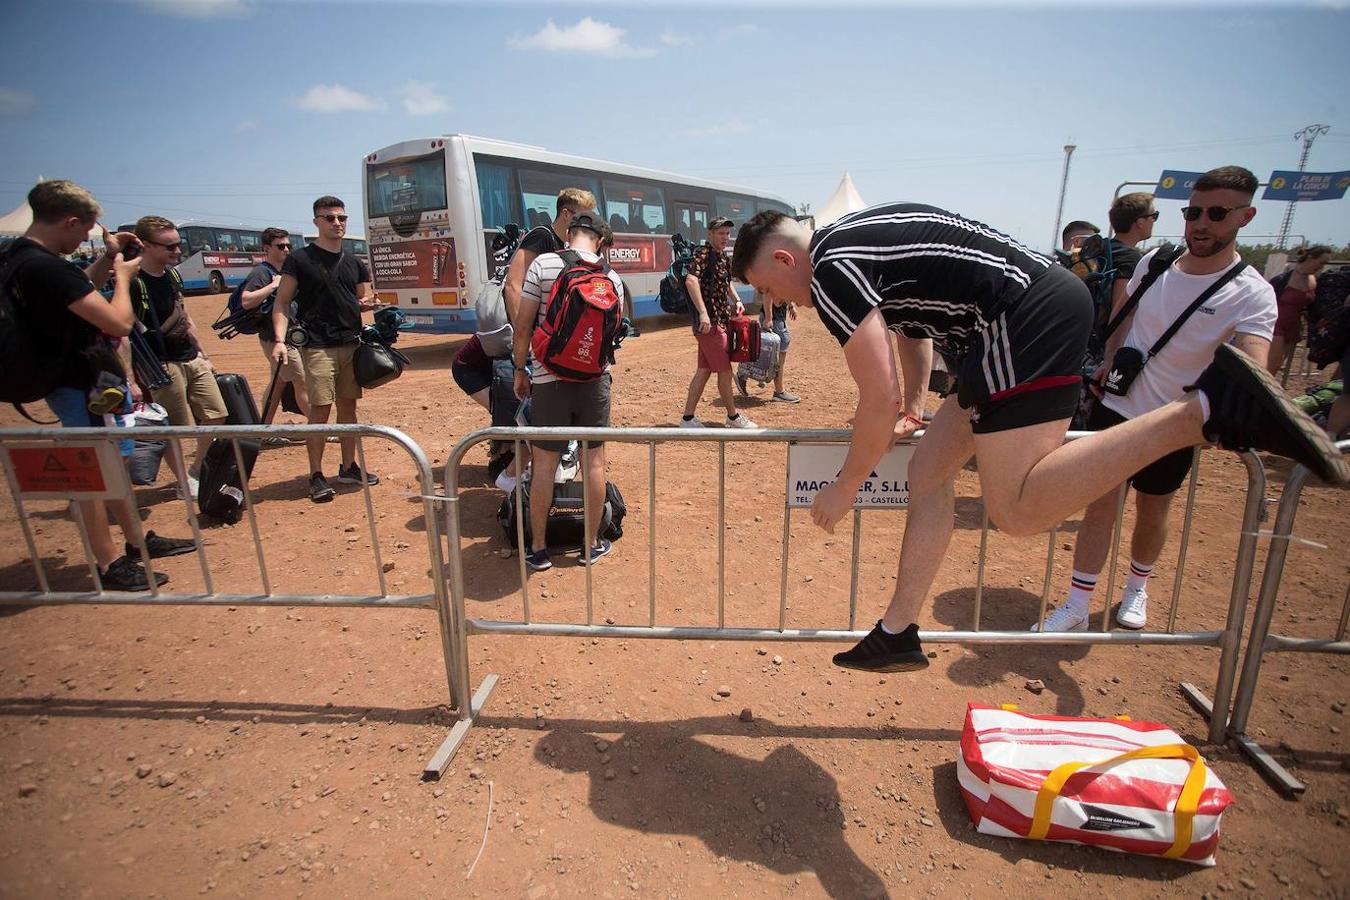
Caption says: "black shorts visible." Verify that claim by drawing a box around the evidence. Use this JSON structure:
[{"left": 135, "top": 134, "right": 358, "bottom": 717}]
[
  {"left": 955, "top": 264, "right": 1094, "bottom": 434},
  {"left": 451, "top": 356, "right": 493, "bottom": 396},
  {"left": 1086, "top": 402, "right": 1194, "bottom": 495},
  {"left": 530, "top": 374, "right": 611, "bottom": 452}
]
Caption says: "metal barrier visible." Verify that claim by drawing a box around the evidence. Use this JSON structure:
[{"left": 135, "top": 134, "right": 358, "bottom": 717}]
[
  {"left": 431, "top": 425, "right": 1268, "bottom": 768},
  {"left": 0, "top": 423, "right": 463, "bottom": 780},
  {"left": 1202, "top": 441, "right": 1349, "bottom": 796}
]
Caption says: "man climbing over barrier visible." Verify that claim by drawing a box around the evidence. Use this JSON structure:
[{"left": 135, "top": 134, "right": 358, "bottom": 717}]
[{"left": 731, "top": 200, "right": 1348, "bottom": 674}]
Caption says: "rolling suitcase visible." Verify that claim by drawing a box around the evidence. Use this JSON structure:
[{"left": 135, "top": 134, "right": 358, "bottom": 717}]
[
  {"left": 197, "top": 437, "right": 261, "bottom": 524},
  {"left": 725, "top": 315, "right": 761, "bottom": 362},
  {"left": 215, "top": 372, "right": 261, "bottom": 425},
  {"left": 736, "top": 329, "right": 781, "bottom": 388}
]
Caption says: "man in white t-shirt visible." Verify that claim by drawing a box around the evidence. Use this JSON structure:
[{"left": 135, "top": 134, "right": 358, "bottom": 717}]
[
  {"left": 1035, "top": 165, "right": 1276, "bottom": 632},
  {"left": 511, "top": 210, "right": 626, "bottom": 572}
]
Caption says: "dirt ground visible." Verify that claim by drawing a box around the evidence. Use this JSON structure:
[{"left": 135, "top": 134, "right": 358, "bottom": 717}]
[{"left": 0, "top": 292, "right": 1346, "bottom": 899}]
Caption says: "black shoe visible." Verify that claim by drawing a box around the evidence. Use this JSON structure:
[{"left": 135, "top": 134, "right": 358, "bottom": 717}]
[
  {"left": 524, "top": 548, "right": 552, "bottom": 572},
  {"left": 100, "top": 555, "right": 168, "bottom": 591},
  {"left": 126, "top": 531, "right": 197, "bottom": 559},
  {"left": 309, "top": 472, "right": 336, "bottom": 503},
  {"left": 335, "top": 462, "right": 380, "bottom": 486},
  {"left": 1190, "top": 343, "right": 1349, "bottom": 485},
  {"left": 832, "top": 621, "right": 929, "bottom": 673}
]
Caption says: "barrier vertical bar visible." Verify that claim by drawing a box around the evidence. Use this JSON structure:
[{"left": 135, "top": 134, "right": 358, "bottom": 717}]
[
  {"left": 972, "top": 506, "right": 989, "bottom": 632},
  {"left": 1337, "top": 581, "right": 1350, "bottom": 643},
  {"left": 779, "top": 448, "right": 791, "bottom": 632},
  {"left": 1035, "top": 526, "right": 1057, "bottom": 630},
  {"left": 848, "top": 509, "right": 862, "bottom": 631},
  {"left": 232, "top": 437, "right": 272, "bottom": 597},
  {"left": 648, "top": 442, "right": 656, "bottom": 628},
  {"left": 583, "top": 439, "right": 593, "bottom": 626},
  {"left": 3, "top": 461, "right": 50, "bottom": 594},
  {"left": 1166, "top": 450, "right": 1201, "bottom": 634},
  {"left": 355, "top": 438, "right": 387, "bottom": 598},
  {"left": 168, "top": 435, "right": 213, "bottom": 595},
  {"left": 513, "top": 439, "right": 530, "bottom": 624},
  {"left": 1103, "top": 483, "right": 1128, "bottom": 632},
  {"left": 718, "top": 442, "right": 726, "bottom": 630}
]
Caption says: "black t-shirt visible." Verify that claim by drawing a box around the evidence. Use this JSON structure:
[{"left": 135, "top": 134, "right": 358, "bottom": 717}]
[
  {"left": 1109, "top": 238, "right": 1142, "bottom": 284},
  {"left": 242, "top": 261, "right": 284, "bottom": 341},
  {"left": 135, "top": 269, "right": 196, "bottom": 363},
  {"left": 282, "top": 244, "right": 371, "bottom": 347},
  {"left": 5, "top": 238, "right": 100, "bottom": 389}
]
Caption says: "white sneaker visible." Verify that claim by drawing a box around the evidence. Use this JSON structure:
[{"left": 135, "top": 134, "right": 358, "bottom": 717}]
[
  {"left": 679, "top": 416, "right": 705, "bottom": 429},
  {"left": 726, "top": 414, "right": 757, "bottom": 429},
  {"left": 1116, "top": 587, "right": 1148, "bottom": 629},
  {"left": 1031, "top": 603, "right": 1088, "bottom": 632}
]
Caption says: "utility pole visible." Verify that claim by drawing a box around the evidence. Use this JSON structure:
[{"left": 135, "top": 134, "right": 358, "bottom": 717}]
[
  {"left": 1051, "top": 143, "right": 1076, "bottom": 252},
  {"left": 1276, "top": 123, "right": 1329, "bottom": 249}
]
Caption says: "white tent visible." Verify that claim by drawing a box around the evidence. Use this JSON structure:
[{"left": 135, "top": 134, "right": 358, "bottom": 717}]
[
  {"left": 815, "top": 171, "right": 867, "bottom": 227},
  {"left": 0, "top": 200, "right": 102, "bottom": 241}
]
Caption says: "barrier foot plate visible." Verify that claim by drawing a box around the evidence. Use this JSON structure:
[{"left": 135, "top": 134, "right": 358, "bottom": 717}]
[
  {"left": 1233, "top": 732, "right": 1306, "bottom": 797},
  {"left": 1180, "top": 681, "right": 1216, "bottom": 720},
  {"left": 422, "top": 673, "right": 498, "bottom": 781}
]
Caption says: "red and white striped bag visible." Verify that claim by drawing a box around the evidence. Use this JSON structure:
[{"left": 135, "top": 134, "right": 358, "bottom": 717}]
[{"left": 958, "top": 703, "right": 1234, "bottom": 866}]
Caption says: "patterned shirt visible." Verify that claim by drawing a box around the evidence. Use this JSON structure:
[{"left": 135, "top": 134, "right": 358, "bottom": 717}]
[{"left": 687, "top": 244, "right": 734, "bottom": 330}]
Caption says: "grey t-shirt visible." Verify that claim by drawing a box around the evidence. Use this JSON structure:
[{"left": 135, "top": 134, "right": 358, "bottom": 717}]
[{"left": 242, "top": 261, "right": 284, "bottom": 341}]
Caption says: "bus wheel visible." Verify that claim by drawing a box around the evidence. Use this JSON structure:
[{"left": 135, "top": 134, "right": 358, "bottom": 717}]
[{"left": 208, "top": 271, "right": 225, "bottom": 294}]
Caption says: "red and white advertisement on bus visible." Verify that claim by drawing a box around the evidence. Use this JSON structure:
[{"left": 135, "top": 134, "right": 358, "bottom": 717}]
[
  {"left": 371, "top": 238, "right": 459, "bottom": 290},
  {"left": 603, "top": 236, "right": 673, "bottom": 275},
  {"left": 201, "top": 252, "right": 263, "bottom": 268}
]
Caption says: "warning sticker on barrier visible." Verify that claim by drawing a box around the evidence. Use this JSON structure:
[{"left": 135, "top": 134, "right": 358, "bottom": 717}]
[
  {"left": 4, "top": 443, "right": 128, "bottom": 500},
  {"left": 787, "top": 443, "right": 914, "bottom": 509}
]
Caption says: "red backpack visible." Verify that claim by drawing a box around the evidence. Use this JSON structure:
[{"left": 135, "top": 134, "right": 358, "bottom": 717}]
[{"left": 531, "top": 251, "right": 622, "bottom": 381}]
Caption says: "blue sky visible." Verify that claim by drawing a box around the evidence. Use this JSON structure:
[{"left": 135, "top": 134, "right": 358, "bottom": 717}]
[{"left": 2, "top": 0, "right": 1347, "bottom": 250}]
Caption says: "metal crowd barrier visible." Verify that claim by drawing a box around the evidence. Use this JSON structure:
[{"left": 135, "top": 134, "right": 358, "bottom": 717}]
[
  {"left": 0, "top": 423, "right": 463, "bottom": 780},
  {"left": 1202, "top": 441, "right": 1348, "bottom": 796},
  {"left": 430, "top": 426, "right": 1267, "bottom": 769}
]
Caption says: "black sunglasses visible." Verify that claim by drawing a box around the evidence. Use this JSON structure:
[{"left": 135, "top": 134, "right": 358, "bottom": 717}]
[
  {"left": 1140, "top": 210, "right": 1160, "bottom": 221},
  {"left": 1181, "top": 204, "right": 1249, "bottom": 223},
  {"left": 319, "top": 214, "right": 348, "bottom": 223},
  {"left": 143, "top": 239, "right": 180, "bottom": 251},
  {"left": 272, "top": 242, "right": 292, "bottom": 250}
]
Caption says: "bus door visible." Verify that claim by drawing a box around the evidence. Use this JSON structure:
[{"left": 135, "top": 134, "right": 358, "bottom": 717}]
[{"left": 673, "top": 202, "right": 709, "bottom": 244}]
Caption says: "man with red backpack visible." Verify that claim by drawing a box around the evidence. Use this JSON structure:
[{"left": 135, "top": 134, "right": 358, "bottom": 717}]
[{"left": 511, "top": 210, "right": 625, "bottom": 571}]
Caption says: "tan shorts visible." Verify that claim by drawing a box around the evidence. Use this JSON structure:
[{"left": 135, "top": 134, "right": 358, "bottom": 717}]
[
  {"left": 300, "top": 345, "right": 363, "bottom": 406},
  {"left": 152, "top": 355, "right": 228, "bottom": 425},
  {"left": 259, "top": 337, "right": 306, "bottom": 384}
]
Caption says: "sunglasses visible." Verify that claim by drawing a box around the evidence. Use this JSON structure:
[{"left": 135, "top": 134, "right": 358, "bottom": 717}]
[
  {"left": 1181, "top": 204, "right": 1249, "bottom": 223},
  {"left": 272, "top": 243, "right": 292, "bottom": 250},
  {"left": 319, "top": 214, "right": 349, "bottom": 223},
  {"left": 143, "top": 239, "right": 180, "bottom": 251},
  {"left": 1140, "top": 210, "right": 1160, "bottom": 221}
]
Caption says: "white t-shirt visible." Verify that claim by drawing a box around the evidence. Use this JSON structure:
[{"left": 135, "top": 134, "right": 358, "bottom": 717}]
[
  {"left": 521, "top": 249, "right": 626, "bottom": 385},
  {"left": 1102, "top": 248, "right": 1276, "bottom": 420}
]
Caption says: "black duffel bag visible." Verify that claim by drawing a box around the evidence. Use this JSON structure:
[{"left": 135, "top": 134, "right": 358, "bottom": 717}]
[
  {"left": 497, "top": 479, "right": 626, "bottom": 552},
  {"left": 353, "top": 339, "right": 410, "bottom": 389}
]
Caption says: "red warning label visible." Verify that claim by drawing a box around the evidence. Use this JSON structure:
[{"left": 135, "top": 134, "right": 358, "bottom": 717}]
[{"left": 9, "top": 446, "right": 108, "bottom": 494}]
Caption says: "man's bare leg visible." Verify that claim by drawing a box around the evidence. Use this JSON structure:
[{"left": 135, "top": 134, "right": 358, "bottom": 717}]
[
  {"left": 527, "top": 446, "right": 561, "bottom": 554},
  {"left": 683, "top": 369, "right": 712, "bottom": 418},
  {"left": 716, "top": 370, "right": 741, "bottom": 419},
  {"left": 306, "top": 402, "right": 332, "bottom": 474}
]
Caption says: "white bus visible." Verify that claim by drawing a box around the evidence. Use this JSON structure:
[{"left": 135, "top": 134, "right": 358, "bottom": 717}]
[{"left": 361, "top": 135, "right": 793, "bottom": 333}]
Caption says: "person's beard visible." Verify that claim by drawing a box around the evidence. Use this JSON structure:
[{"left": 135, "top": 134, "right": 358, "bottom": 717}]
[{"left": 1185, "top": 231, "right": 1234, "bottom": 258}]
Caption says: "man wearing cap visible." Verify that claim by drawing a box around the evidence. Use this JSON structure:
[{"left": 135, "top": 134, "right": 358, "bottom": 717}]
[
  {"left": 511, "top": 210, "right": 627, "bottom": 572},
  {"left": 680, "top": 216, "right": 757, "bottom": 429}
]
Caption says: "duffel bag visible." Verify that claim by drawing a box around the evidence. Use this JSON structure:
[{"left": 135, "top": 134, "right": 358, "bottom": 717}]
[
  {"left": 497, "top": 479, "right": 624, "bottom": 551},
  {"left": 958, "top": 703, "right": 1233, "bottom": 866},
  {"left": 353, "top": 340, "right": 410, "bottom": 389}
]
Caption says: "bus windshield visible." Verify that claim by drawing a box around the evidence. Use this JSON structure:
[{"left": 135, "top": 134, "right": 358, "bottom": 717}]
[{"left": 366, "top": 150, "right": 448, "bottom": 218}]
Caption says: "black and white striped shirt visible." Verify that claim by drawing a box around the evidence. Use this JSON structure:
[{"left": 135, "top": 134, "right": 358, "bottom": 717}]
[{"left": 810, "top": 203, "right": 1053, "bottom": 359}]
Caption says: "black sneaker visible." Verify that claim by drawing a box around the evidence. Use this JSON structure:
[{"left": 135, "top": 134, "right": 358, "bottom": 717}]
[
  {"left": 309, "top": 472, "right": 336, "bottom": 503},
  {"left": 100, "top": 555, "right": 168, "bottom": 591},
  {"left": 524, "top": 548, "right": 552, "bottom": 572},
  {"left": 1190, "top": 343, "right": 1349, "bottom": 485},
  {"left": 832, "top": 621, "right": 930, "bottom": 673},
  {"left": 580, "top": 537, "right": 613, "bottom": 565},
  {"left": 126, "top": 531, "right": 197, "bottom": 559},
  {"left": 335, "top": 462, "right": 380, "bottom": 486}
]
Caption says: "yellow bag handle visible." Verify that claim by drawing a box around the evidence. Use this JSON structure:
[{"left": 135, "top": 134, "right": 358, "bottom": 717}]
[{"left": 1028, "top": 742, "right": 1206, "bottom": 859}]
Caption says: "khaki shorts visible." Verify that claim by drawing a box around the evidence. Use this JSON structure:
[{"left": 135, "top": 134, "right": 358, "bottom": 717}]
[
  {"left": 259, "top": 337, "right": 306, "bottom": 384},
  {"left": 152, "top": 355, "right": 228, "bottom": 425},
  {"left": 300, "top": 344, "right": 363, "bottom": 406}
]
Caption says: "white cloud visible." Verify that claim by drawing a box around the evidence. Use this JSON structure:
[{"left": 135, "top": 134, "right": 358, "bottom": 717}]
[
  {"left": 659, "top": 31, "right": 693, "bottom": 48},
  {"left": 295, "top": 84, "right": 384, "bottom": 113},
  {"left": 134, "top": 0, "right": 251, "bottom": 18},
  {"left": 509, "top": 17, "right": 655, "bottom": 58},
  {"left": 0, "top": 88, "right": 36, "bottom": 117},
  {"left": 676, "top": 119, "right": 754, "bottom": 139},
  {"left": 400, "top": 81, "right": 448, "bottom": 117}
]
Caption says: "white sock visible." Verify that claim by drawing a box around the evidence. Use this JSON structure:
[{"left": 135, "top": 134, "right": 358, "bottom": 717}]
[
  {"left": 879, "top": 620, "right": 898, "bottom": 635},
  {"left": 1065, "top": 569, "right": 1097, "bottom": 615},
  {"left": 1126, "top": 560, "right": 1153, "bottom": 595},
  {"left": 1196, "top": 390, "right": 1212, "bottom": 423}
]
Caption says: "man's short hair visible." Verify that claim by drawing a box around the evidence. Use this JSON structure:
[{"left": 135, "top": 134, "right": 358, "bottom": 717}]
[
  {"left": 261, "top": 227, "right": 289, "bottom": 246},
  {"left": 730, "top": 209, "right": 791, "bottom": 281},
  {"left": 1193, "top": 166, "right": 1258, "bottom": 197},
  {"left": 313, "top": 195, "right": 345, "bottom": 214},
  {"left": 28, "top": 180, "right": 101, "bottom": 224},
  {"left": 555, "top": 188, "right": 596, "bottom": 217},
  {"left": 134, "top": 215, "right": 177, "bottom": 242},
  {"left": 1109, "top": 192, "right": 1155, "bottom": 233},
  {"left": 1061, "top": 220, "right": 1099, "bottom": 246}
]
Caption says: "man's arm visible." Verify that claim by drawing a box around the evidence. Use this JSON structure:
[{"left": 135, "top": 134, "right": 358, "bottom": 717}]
[
  {"left": 84, "top": 227, "right": 138, "bottom": 288},
  {"left": 1232, "top": 332, "right": 1271, "bottom": 370},
  {"left": 893, "top": 335, "right": 932, "bottom": 435},
  {"left": 1093, "top": 280, "right": 1136, "bottom": 396},
  {"left": 503, "top": 249, "right": 538, "bottom": 322},
  {"left": 269, "top": 274, "right": 299, "bottom": 363},
  {"left": 67, "top": 255, "right": 140, "bottom": 337},
  {"left": 685, "top": 250, "right": 711, "bottom": 333},
  {"left": 239, "top": 276, "right": 280, "bottom": 310},
  {"left": 511, "top": 260, "right": 544, "bottom": 399}
]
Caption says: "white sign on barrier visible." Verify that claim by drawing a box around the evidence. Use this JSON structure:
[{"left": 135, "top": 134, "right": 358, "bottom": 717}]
[{"left": 787, "top": 443, "right": 914, "bottom": 509}]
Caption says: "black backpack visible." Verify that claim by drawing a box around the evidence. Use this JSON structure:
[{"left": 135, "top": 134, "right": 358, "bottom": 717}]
[
  {"left": 658, "top": 234, "right": 698, "bottom": 315},
  {"left": 0, "top": 245, "right": 73, "bottom": 417}
]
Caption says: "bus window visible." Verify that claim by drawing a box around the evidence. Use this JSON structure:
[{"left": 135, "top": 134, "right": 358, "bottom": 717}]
[
  {"left": 240, "top": 231, "right": 262, "bottom": 252},
  {"left": 347, "top": 239, "right": 368, "bottom": 255},
  {"left": 517, "top": 168, "right": 600, "bottom": 231},
  {"left": 214, "top": 230, "right": 241, "bottom": 251},
  {"left": 602, "top": 180, "right": 665, "bottom": 234},
  {"left": 367, "top": 150, "right": 448, "bottom": 217},
  {"left": 184, "top": 226, "right": 213, "bottom": 253},
  {"left": 476, "top": 160, "right": 519, "bottom": 230},
  {"left": 715, "top": 196, "right": 756, "bottom": 229}
]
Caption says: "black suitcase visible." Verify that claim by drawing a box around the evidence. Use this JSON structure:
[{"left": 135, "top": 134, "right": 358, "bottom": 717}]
[
  {"left": 489, "top": 358, "right": 519, "bottom": 427},
  {"left": 496, "top": 479, "right": 626, "bottom": 551},
  {"left": 197, "top": 438, "right": 261, "bottom": 524},
  {"left": 216, "top": 372, "right": 260, "bottom": 425}
]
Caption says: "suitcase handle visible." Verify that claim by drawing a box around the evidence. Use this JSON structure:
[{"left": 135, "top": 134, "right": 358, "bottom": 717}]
[{"left": 1029, "top": 742, "right": 1206, "bottom": 859}]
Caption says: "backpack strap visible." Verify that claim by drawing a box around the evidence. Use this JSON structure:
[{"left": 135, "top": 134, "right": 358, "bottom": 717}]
[
  {"left": 1142, "top": 260, "right": 1248, "bottom": 360},
  {"left": 1102, "top": 245, "right": 1185, "bottom": 342}
]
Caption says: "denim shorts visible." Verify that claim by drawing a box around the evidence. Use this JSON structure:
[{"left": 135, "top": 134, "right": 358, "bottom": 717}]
[{"left": 45, "top": 386, "right": 134, "bottom": 457}]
